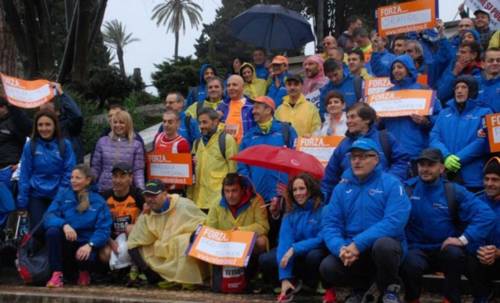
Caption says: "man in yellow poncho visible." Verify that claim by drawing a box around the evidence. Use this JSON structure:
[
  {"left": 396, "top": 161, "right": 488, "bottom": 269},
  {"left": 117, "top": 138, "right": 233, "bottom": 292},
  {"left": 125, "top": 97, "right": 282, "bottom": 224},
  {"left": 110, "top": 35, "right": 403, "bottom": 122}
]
[
  {"left": 275, "top": 74, "right": 321, "bottom": 137},
  {"left": 185, "top": 77, "right": 225, "bottom": 119},
  {"left": 240, "top": 62, "right": 268, "bottom": 100},
  {"left": 127, "top": 180, "right": 208, "bottom": 286}
]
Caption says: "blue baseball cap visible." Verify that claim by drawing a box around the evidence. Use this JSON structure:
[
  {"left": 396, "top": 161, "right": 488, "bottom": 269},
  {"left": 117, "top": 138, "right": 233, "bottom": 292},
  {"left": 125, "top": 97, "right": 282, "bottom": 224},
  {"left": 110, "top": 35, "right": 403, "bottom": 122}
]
[{"left": 348, "top": 138, "right": 379, "bottom": 153}]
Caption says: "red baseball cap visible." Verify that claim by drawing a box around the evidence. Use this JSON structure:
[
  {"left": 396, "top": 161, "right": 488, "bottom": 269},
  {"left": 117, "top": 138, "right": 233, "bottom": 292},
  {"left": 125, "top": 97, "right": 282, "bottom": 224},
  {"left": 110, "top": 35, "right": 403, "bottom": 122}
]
[{"left": 254, "top": 96, "right": 276, "bottom": 111}]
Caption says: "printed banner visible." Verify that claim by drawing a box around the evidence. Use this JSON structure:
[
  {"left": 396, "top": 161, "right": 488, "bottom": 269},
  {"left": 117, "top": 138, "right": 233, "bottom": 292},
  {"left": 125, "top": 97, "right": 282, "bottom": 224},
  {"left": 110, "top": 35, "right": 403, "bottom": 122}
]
[
  {"left": 0, "top": 73, "right": 55, "bottom": 108},
  {"left": 377, "top": 0, "right": 437, "bottom": 37},
  {"left": 297, "top": 136, "right": 344, "bottom": 166},
  {"left": 187, "top": 225, "right": 256, "bottom": 267},
  {"left": 364, "top": 77, "right": 394, "bottom": 96},
  {"left": 486, "top": 113, "right": 500, "bottom": 152},
  {"left": 147, "top": 152, "right": 193, "bottom": 185},
  {"left": 465, "top": 0, "right": 500, "bottom": 30},
  {"left": 366, "top": 89, "right": 434, "bottom": 117}
]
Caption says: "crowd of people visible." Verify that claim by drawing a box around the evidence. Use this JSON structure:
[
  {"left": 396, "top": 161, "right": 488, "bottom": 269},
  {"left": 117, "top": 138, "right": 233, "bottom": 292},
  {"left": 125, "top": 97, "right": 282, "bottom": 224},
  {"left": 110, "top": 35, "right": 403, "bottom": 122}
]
[{"left": 0, "top": 4, "right": 499, "bottom": 303}]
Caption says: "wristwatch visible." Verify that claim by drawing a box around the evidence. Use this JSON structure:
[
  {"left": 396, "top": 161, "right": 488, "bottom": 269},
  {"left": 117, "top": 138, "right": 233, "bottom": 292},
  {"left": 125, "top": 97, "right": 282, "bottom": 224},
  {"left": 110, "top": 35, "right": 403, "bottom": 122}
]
[
  {"left": 458, "top": 235, "right": 468, "bottom": 246},
  {"left": 88, "top": 242, "right": 95, "bottom": 248}
]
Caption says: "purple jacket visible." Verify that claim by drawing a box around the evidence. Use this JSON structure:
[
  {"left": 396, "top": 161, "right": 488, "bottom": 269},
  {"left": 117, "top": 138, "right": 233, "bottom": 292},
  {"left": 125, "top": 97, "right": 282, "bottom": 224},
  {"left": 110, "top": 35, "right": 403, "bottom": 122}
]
[{"left": 91, "top": 135, "right": 145, "bottom": 192}]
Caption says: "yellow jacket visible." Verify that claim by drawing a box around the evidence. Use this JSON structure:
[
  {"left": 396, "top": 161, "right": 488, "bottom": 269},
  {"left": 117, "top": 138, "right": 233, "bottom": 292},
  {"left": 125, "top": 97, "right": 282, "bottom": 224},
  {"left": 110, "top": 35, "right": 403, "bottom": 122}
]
[
  {"left": 190, "top": 129, "right": 238, "bottom": 209},
  {"left": 185, "top": 99, "right": 222, "bottom": 119},
  {"left": 240, "top": 62, "right": 268, "bottom": 99},
  {"left": 275, "top": 94, "right": 321, "bottom": 137},
  {"left": 205, "top": 192, "right": 269, "bottom": 236},
  {"left": 127, "top": 195, "right": 208, "bottom": 284},
  {"left": 489, "top": 30, "right": 499, "bottom": 49}
]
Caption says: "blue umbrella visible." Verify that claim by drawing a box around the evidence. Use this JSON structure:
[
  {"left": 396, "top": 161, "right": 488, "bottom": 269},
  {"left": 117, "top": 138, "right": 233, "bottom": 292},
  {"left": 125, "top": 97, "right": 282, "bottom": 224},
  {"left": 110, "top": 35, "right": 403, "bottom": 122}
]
[{"left": 230, "top": 4, "right": 315, "bottom": 50}]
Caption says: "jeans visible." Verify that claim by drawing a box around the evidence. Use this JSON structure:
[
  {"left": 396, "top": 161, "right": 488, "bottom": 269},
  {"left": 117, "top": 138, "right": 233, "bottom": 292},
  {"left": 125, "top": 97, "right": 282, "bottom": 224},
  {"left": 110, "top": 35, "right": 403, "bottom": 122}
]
[
  {"left": 320, "top": 237, "right": 403, "bottom": 292},
  {"left": 400, "top": 246, "right": 465, "bottom": 303},
  {"left": 46, "top": 227, "right": 96, "bottom": 273},
  {"left": 259, "top": 247, "right": 327, "bottom": 288}
]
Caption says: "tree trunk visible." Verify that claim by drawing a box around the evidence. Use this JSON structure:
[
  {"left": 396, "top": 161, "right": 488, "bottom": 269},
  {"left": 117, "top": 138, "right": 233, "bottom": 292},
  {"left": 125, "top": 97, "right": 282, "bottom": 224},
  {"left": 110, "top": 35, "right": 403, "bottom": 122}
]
[
  {"left": 117, "top": 46, "right": 125, "bottom": 77},
  {"left": 0, "top": 1, "right": 18, "bottom": 77},
  {"left": 174, "top": 30, "right": 179, "bottom": 61},
  {"left": 72, "top": 0, "right": 92, "bottom": 83}
]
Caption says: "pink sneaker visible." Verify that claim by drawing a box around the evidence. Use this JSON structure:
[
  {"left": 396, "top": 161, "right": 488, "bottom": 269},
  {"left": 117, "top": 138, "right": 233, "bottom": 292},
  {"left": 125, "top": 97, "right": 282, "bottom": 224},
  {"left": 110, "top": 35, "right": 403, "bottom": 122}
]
[
  {"left": 46, "top": 271, "right": 64, "bottom": 288},
  {"left": 77, "top": 271, "right": 90, "bottom": 286},
  {"left": 322, "top": 288, "right": 337, "bottom": 303}
]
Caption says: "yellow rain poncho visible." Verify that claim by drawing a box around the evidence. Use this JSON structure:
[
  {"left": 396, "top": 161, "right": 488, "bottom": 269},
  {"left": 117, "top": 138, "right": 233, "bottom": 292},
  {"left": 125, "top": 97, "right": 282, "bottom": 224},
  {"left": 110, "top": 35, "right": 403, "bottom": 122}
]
[
  {"left": 127, "top": 194, "right": 208, "bottom": 284},
  {"left": 240, "top": 63, "right": 268, "bottom": 99}
]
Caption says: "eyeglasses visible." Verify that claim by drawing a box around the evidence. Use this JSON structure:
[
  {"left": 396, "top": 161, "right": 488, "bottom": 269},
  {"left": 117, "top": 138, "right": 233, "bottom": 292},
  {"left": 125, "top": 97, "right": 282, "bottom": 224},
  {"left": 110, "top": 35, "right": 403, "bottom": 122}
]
[
  {"left": 350, "top": 153, "right": 378, "bottom": 161},
  {"left": 485, "top": 58, "right": 500, "bottom": 63}
]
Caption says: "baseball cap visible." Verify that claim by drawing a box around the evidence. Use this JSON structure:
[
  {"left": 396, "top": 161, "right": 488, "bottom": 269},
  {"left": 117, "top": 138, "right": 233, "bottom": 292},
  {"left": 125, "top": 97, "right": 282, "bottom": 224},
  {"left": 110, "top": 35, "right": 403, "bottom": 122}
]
[
  {"left": 473, "top": 9, "right": 490, "bottom": 18},
  {"left": 348, "top": 138, "right": 379, "bottom": 153},
  {"left": 416, "top": 148, "right": 444, "bottom": 163},
  {"left": 254, "top": 96, "right": 276, "bottom": 111},
  {"left": 285, "top": 74, "right": 303, "bottom": 84},
  {"left": 112, "top": 162, "right": 133, "bottom": 174},
  {"left": 142, "top": 179, "right": 166, "bottom": 195},
  {"left": 271, "top": 55, "right": 288, "bottom": 65}
]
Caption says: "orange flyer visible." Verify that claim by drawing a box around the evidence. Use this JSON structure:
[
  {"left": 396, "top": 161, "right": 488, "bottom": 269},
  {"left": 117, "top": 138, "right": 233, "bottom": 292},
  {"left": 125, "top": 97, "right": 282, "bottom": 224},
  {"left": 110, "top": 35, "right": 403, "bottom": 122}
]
[
  {"left": 486, "top": 113, "right": 500, "bottom": 153},
  {"left": 187, "top": 225, "right": 256, "bottom": 267},
  {"left": 1, "top": 73, "right": 55, "bottom": 108},
  {"left": 146, "top": 152, "right": 193, "bottom": 185},
  {"left": 297, "top": 136, "right": 344, "bottom": 166},
  {"left": 364, "top": 77, "right": 394, "bottom": 96},
  {"left": 366, "top": 89, "right": 434, "bottom": 118},
  {"left": 377, "top": 0, "right": 437, "bottom": 37}
]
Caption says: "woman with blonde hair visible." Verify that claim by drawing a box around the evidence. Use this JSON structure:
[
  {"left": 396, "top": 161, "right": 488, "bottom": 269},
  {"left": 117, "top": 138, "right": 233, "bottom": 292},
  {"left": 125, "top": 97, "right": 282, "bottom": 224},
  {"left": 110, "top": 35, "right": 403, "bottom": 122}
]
[
  {"left": 91, "top": 110, "right": 145, "bottom": 192},
  {"left": 44, "top": 164, "right": 112, "bottom": 287}
]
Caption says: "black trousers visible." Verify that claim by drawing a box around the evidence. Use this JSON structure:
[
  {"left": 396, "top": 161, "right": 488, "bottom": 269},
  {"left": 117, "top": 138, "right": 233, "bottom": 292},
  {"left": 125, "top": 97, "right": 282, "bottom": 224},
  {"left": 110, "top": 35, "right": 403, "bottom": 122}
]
[
  {"left": 466, "top": 254, "right": 500, "bottom": 301},
  {"left": 400, "top": 246, "right": 465, "bottom": 303},
  {"left": 320, "top": 237, "right": 403, "bottom": 292}
]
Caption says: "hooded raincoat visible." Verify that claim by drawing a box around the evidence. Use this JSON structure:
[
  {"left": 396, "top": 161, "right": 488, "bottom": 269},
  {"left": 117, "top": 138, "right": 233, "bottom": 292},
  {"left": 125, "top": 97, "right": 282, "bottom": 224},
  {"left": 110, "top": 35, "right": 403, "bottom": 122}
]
[
  {"left": 240, "top": 63, "right": 268, "bottom": 99},
  {"left": 127, "top": 194, "right": 208, "bottom": 284}
]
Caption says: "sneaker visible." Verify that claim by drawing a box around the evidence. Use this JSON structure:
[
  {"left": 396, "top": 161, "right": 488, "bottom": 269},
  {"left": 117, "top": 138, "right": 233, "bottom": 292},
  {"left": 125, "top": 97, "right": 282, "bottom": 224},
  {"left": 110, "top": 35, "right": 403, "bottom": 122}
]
[
  {"left": 382, "top": 284, "right": 402, "bottom": 303},
  {"left": 46, "top": 271, "right": 64, "bottom": 288},
  {"left": 345, "top": 292, "right": 364, "bottom": 303},
  {"left": 77, "top": 271, "right": 90, "bottom": 286},
  {"left": 322, "top": 288, "right": 337, "bottom": 303}
]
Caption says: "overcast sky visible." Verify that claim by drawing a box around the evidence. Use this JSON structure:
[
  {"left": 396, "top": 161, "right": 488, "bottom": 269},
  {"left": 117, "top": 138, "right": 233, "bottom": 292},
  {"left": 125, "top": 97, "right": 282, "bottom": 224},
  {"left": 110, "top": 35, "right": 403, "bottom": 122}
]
[{"left": 103, "top": 0, "right": 463, "bottom": 95}]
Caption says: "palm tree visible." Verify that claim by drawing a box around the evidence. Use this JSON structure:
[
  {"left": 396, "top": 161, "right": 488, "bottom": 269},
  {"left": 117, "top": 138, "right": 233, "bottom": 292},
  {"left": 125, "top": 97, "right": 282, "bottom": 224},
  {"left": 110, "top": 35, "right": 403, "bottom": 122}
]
[
  {"left": 102, "top": 19, "right": 139, "bottom": 77},
  {"left": 151, "top": 0, "right": 202, "bottom": 61}
]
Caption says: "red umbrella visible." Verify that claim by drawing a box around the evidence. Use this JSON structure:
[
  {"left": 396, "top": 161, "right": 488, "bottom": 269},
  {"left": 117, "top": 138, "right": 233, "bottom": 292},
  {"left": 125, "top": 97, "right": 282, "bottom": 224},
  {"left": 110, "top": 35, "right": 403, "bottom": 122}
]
[{"left": 231, "top": 145, "right": 324, "bottom": 179}]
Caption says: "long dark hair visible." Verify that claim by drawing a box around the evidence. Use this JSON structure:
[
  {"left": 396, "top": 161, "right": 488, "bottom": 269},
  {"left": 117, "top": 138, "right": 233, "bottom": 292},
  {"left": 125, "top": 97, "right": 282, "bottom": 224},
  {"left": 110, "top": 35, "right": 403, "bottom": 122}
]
[
  {"left": 286, "top": 173, "right": 323, "bottom": 212},
  {"left": 30, "top": 110, "right": 65, "bottom": 156}
]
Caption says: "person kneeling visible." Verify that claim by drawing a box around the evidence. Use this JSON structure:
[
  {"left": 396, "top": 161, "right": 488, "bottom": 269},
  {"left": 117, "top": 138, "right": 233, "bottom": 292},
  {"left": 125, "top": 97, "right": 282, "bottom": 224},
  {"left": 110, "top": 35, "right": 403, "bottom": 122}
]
[
  {"left": 127, "top": 179, "right": 208, "bottom": 288},
  {"left": 205, "top": 173, "right": 269, "bottom": 290},
  {"left": 45, "top": 164, "right": 112, "bottom": 288}
]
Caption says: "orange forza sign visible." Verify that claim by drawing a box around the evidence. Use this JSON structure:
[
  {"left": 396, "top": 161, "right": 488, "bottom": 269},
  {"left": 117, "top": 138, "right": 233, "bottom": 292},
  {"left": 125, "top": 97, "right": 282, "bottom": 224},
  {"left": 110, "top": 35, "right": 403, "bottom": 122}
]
[
  {"left": 1, "top": 73, "right": 55, "bottom": 108},
  {"left": 377, "top": 0, "right": 437, "bottom": 37},
  {"left": 297, "top": 136, "right": 344, "bottom": 166},
  {"left": 486, "top": 113, "right": 500, "bottom": 153},
  {"left": 367, "top": 89, "right": 434, "bottom": 118},
  {"left": 187, "top": 225, "right": 256, "bottom": 267},
  {"left": 147, "top": 152, "right": 193, "bottom": 185}
]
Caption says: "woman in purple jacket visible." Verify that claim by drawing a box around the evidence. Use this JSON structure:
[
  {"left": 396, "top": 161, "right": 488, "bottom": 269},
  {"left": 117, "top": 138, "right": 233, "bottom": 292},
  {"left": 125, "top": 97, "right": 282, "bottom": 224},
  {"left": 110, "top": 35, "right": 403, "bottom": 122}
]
[{"left": 91, "top": 110, "right": 144, "bottom": 192}]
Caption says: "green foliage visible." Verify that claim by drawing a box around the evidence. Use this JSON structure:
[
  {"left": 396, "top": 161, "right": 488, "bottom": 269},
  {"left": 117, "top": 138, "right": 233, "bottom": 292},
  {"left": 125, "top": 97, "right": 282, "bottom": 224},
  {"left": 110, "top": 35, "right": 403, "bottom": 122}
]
[
  {"left": 87, "top": 65, "right": 135, "bottom": 107},
  {"left": 151, "top": 56, "right": 201, "bottom": 100}
]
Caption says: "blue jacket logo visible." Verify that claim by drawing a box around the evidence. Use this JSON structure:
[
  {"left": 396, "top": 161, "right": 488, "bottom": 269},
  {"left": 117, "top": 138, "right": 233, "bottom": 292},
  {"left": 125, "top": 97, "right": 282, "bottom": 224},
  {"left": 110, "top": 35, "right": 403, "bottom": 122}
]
[{"left": 368, "top": 188, "right": 383, "bottom": 196}]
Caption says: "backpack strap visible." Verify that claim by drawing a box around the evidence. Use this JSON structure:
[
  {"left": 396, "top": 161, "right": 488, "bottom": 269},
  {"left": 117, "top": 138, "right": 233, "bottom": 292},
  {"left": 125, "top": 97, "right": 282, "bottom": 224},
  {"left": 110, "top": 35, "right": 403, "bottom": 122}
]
[
  {"left": 192, "top": 138, "right": 200, "bottom": 155},
  {"left": 378, "top": 129, "right": 392, "bottom": 163},
  {"left": 444, "top": 181, "right": 460, "bottom": 229},
  {"left": 404, "top": 184, "right": 414, "bottom": 198},
  {"left": 185, "top": 114, "right": 192, "bottom": 141},
  {"left": 281, "top": 122, "right": 291, "bottom": 148},
  {"left": 353, "top": 76, "right": 363, "bottom": 101},
  {"left": 218, "top": 131, "right": 227, "bottom": 160},
  {"left": 195, "top": 99, "right": 205, "bottom": 118}
]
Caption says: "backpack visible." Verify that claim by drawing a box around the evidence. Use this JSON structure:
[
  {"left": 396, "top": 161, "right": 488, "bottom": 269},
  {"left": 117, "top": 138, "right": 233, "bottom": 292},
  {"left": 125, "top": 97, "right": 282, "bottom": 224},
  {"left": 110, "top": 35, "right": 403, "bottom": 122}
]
[
  {"left": 193, "top": 131, "right": 227, "bottom": 160},
  {"left": 211, "top": 265, "right": 247, "bottom": 293},
  {"left": 405, "top": 181, "right": 462, "bottom": 229}
]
